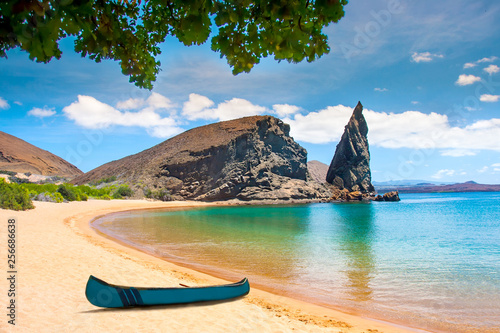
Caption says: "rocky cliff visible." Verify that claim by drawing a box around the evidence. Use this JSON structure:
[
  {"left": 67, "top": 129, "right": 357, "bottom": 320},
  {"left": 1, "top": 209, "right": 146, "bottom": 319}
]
[
  {"left": 0, "top": 131, "right": 83, "bottom": 177},
  {"left": 73, "top": 116, "right": 330, "bottom": 201},
  {"left": 326, "top": 102, "right": 375, "bottom": 193}
]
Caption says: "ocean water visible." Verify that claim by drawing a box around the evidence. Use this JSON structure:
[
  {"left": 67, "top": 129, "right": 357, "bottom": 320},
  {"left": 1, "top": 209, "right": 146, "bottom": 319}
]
[{"left": 94, "top": 192, "right": 500, "bottom": 333}]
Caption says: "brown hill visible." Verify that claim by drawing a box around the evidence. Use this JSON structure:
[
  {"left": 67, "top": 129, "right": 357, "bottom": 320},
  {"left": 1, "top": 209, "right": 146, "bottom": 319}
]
[
  {"left": 0, "top": 131, "right": 83, "bottom": 177},
  {"left": 307, "top": 160, "right": 329, "bottom": 183},
  {"left": 73, "top": 116, "right": 330, "bottom": 201}
]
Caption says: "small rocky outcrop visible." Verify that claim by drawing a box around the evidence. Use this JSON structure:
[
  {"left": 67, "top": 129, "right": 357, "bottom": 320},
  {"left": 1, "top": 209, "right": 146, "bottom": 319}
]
[
  {"left": 374, "top": 191, "right": 400, "bottom": 201},
  {"left": 330, "top": 188, "right": 349, "bottom": 201},
  {"left": 383, "top": 191, "right": 400, "bottom": 201},
  {"left": 74, "top": 116, "right": 330, "bottom": 201},
  {"left": 326, "top": 101, "right": 375, "bottom": 195}
]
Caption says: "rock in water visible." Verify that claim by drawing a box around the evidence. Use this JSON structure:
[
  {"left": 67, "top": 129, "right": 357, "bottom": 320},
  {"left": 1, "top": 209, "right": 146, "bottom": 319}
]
[
  {"left": 326, "top": 102, "right": 375, "bottom": 193},
  {"left": 383, "top": 191, "right": 400, "bottom": 202},
  {"left": 74, "top": 116, "right": 330, "bottom": 201}
]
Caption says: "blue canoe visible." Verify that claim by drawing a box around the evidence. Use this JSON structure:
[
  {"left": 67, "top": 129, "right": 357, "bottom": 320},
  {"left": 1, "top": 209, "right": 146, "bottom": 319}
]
[{"left": 85, "top": 275, "right": 250, "bottom": 308}]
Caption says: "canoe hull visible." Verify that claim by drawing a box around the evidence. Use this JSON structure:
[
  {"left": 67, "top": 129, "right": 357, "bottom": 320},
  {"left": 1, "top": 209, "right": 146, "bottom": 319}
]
[{"left": 85, "top": 275, "right": 250, "bottom": 308}]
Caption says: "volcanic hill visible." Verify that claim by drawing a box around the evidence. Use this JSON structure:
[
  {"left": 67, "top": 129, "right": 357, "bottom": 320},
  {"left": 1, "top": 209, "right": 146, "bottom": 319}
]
[
  {"left": 0, "top": 131, "right": 83, "bottom": 177},
  {"left": 307, "top": 160, "right": 329, "bottom": 183},
  {"left": 73, "top": 116, "right": 330, "bottom": 201}
]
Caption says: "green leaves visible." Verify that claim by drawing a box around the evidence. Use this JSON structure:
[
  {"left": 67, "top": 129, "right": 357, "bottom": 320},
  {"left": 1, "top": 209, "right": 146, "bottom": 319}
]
[
  {"left": 0, "top": 0, "right": 347, "bottom": 89},
  {"left": 209, "top": 0, "right": 346, "bottom": 74}
]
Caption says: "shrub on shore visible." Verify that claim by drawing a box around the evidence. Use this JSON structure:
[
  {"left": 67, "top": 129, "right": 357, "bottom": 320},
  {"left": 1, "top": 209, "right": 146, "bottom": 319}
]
[
  {"left": 0, "top": 179, "right": 34, "bottom": 211},
  {"left": 57, "top": 184, "right": 78, "bottom": 201},
  {"left": 8, "top": 176, "right": 31, "bottom": 184},
  {"left": 0, "top": 170, "right": 17, "bottom": 177},
  {"left": 112, "top": 185, "right": 134, "bottom": 199},
  {"left": 35, "top": 192, "right": 64, "bottom": 203},
  {"left": 21, "top": 183, "right": 112, "bottom": 201},
  {"left": 144, "top": 188, "right": 172, "bottom": 201}
]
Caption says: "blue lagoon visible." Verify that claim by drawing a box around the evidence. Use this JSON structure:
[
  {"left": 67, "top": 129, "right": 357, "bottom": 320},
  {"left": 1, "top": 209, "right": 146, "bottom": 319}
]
[{"left": 94, "top": 192, "right": 500, "bottom": 332}]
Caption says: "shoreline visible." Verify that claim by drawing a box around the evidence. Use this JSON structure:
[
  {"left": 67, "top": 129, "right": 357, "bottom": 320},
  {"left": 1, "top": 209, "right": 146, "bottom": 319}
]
[
  {"left": 90, "top": 206, "right": 385, "bottom": 321},
  {"left": 1, "top": 199, "right": 427, "bottom": 332}
]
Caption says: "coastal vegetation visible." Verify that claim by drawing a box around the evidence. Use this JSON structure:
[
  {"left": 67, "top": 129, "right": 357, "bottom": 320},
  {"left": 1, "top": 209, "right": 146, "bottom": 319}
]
[
  {"left": 0, "top": 177, "right": 134, "bottom": 210},
  {"left": 113, "top": 184, "right": 134, "bottom": 199},
  {"left": 0, "top": 170, "right": 16, "bottom": 176},
  {"left": 0, "top": 178, "right": 34, "bottom": 210},
  {"left": 144, "top": 188, "right": 172, "bottom": 202},
  {"left": 89, "top": 176, "right": 117, "bottom": 186}
]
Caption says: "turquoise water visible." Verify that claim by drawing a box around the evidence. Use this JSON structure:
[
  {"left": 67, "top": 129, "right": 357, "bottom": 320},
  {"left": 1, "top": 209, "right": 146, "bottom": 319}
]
[{"left": 94, "top": 192, "right": 500, "bottom": 332}]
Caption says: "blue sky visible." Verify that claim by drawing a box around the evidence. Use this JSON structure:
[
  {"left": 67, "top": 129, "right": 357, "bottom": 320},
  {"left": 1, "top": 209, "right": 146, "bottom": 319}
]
[{"left": 1, "top": 0, "right": 500, "bottom": 183}]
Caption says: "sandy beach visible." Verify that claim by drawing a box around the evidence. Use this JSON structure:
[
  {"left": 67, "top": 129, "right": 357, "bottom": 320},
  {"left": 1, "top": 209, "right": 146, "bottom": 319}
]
[{"left": 0, "top": 199, "right": 423, "bottom": 332}]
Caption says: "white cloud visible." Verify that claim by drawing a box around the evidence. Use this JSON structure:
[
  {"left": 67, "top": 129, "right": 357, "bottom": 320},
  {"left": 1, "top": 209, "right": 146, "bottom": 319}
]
[
  {"left": 147, "top": 125, "right": 184, "bottom": 138},
  {"left": 464, "top": 56, "right": 498, "bottom": 69},
  {"left": 116, "top": 98, "right": 145, "bottom": 110},
  {"left": 116, "top": 92, "right": 175, "bottom": 112},
  {"left": 440, "top": 149, "right": 476, "bottom": 157},
  {"left": 146, "top": 92, "right": 176, "bottom": 111},
  {"left": 374, "top": 88, "right": 388, "bottom": 92},
  {"left": 0, "top": 97, "right": 9, "bottom": 110},
  {"left": 477, "top": 56, "right": 498, "bottom": 63},
  {"left": 212, "top": 98, "right": 267, "bottom": 121},
  {"left": 284, "top": 105, "right": 353, "bottom": 144},
  {"left": 182, "top": 93, "right": 215, "bottom": 120},
  {"left": 484, "top": 64, "right": 500, "bottom": 75},
  {"left": 411, "top": 52, "right": 444, "bottom": 63},
  {"left": 455, "top": 74, "right": 481, "bottom": 86},
  {"left": 63, "top": 95, "right": 183, "bottom": 138},
  {"left": 287, "top": 106, "right": 453, "bottom": 146},
  {"left": 13, "top": 101, "right": 22, "bottom": 106},
  {"left": 181, "top": 95, "right": 266, "bottom": 122},
  {"left": 65, "top": 93, "right": 268, "bottom": 137},
  {"left": 491, "top": 163, "right": 500, "bottom": 167},
  {"left": 464, "top": 106, "right": 479, "bottom": 111},
  {"left": 477, "top": 166, "right": 488, "bottom": 173},
  {"left": 432, "top": 169, "right": 455, "bottom": 179},
  {"left": 28, "top": 107, "right": 56, "bottom": 118},
  {"left": 480, "top": 94, "right": 500, "bottom": 102},
  {"left": 411, "top": 101, "right": 420, "bottom": 105},
  {"left": 284, "top": 104, "right": 500, "bottom": 153},
  {"left": 272, "top": 104, "right": 300, "bottom": 118}
]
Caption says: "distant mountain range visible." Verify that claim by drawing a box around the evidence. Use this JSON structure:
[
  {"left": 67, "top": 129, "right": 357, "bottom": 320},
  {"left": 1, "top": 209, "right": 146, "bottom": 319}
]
[
  {"left": 375, "top": 180, "right": 500, "bottom": 193},
  {"left": 372, "top": 180, "right": 455, "bottom": 186}
]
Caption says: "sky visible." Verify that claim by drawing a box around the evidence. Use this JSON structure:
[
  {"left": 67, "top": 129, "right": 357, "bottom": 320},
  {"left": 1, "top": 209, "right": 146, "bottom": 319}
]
[{"left": 1, "top": 0, "right": 500, "bottom": 183}]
